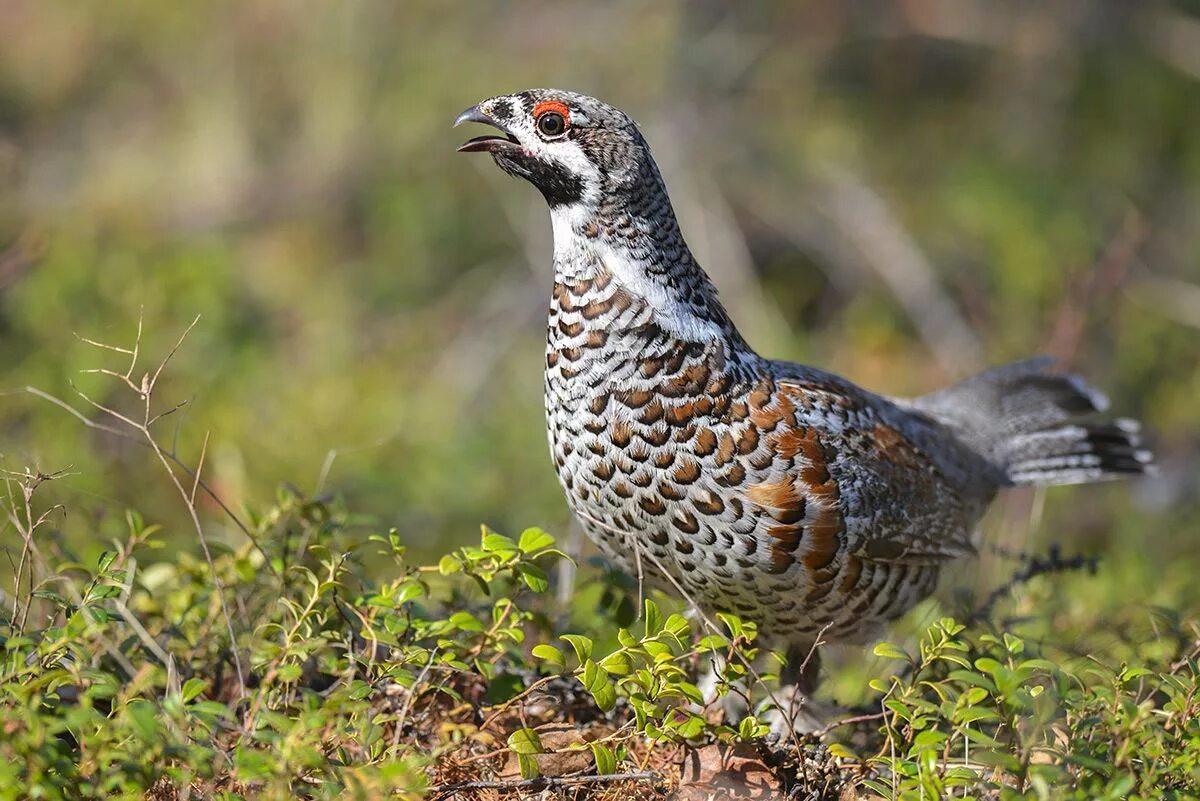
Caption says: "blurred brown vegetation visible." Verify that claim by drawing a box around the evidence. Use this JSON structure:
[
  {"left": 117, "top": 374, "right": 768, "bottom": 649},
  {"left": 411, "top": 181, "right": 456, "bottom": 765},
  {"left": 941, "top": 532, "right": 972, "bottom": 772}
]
[{"left": 1, "top": 0, "right": 1197, "bottom": 610}]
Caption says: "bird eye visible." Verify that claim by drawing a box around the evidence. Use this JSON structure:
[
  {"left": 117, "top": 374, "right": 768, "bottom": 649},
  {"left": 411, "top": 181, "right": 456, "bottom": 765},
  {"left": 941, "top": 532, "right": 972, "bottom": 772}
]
[{"left": 536, "top": 111, "right": 567, "bottom": 138}]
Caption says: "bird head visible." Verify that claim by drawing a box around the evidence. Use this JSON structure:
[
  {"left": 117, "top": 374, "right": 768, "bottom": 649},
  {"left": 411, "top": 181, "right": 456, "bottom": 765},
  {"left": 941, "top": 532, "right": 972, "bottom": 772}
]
[
  {"left": 455, "top": 89, "right": 646, "bottom": 210},
  {"left": 455, "top": 89, "right": 741, "bottom": 346}
]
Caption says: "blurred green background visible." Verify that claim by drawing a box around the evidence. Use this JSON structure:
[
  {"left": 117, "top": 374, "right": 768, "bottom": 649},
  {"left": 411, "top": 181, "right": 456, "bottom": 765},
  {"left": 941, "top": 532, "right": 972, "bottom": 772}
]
[{"left": 1, "top": 1, "right": 1197, "bottom": 609}]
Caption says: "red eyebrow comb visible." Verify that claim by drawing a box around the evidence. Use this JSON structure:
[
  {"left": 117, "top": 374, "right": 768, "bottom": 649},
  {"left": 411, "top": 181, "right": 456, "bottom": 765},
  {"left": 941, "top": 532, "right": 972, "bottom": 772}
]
[{"left": 532, "top": 100, "right": 570, "bottom": 122}]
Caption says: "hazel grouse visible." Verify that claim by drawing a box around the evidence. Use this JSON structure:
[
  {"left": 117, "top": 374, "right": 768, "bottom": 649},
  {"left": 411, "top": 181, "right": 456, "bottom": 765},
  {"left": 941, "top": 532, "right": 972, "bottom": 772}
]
[{"left": 454, "top": 89, "right": 1151, "bottom": 730}]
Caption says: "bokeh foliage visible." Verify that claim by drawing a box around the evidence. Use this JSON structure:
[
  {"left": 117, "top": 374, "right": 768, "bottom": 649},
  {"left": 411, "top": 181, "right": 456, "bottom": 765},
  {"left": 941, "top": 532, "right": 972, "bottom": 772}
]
[{"left": 2, "top": 1, "right": 1197, "bottom": 568}]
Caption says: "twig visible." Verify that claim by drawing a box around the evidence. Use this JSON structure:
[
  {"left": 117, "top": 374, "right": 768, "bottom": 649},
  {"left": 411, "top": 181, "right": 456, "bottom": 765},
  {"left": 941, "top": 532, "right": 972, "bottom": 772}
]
[
  {"left": 3, "top": 467, "right": 69, "bottom": 632},
  {"left": 478, "top": 674, "right": 559, "bottom": 733},
  {"left": 391, "top": 651, "right": 437, "bottom": 750},
  {"left": 967, "top": 544, "right": 1098, "bottom": 624},
  {"left": 797, "top": 622, "right": 832, "bottom": 680},
  {"left": 428, "top": 771, "right": 659, "bottom": 799},
  {"left": 814, "top": 710, "right": 888, "bottom": 737},
  {"left": 633, "top": 531, "right": 645, "bottom": 617},
  {"left": 63, "top": 316, "right": 248, "bottom": 697},
  {"left": 6, "top": 516, "right": 148, "bottom": 681},
  {"left": 110, "top": 556, "right": 173, "bottom": 667},
  {"left": 315, "top": 449, "right": 338, "bottom": 496},
  {"left": 21, "top": 385, "right": 277, "bottom": 578},
  {"left": 190, "top": 431, "right": 210, "bottom": 506}
]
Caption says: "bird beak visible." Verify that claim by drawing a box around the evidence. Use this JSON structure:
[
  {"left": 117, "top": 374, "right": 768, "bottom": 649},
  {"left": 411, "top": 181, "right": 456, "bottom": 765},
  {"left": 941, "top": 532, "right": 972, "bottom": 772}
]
[{"left": 454, "top": 103, "right": 521, "bottom": 153}]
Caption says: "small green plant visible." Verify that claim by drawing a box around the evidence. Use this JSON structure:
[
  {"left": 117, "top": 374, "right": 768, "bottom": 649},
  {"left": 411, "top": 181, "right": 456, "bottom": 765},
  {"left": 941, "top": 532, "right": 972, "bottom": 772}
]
[
  {"left": 3, "top": 321, "right": 1197, "bottom": 799},
  {"left": 861, "top": 619, "right": 1200, "bottom": 799},
  {"left": 0, "top": 471, "right": 768, "bottom": 799}
]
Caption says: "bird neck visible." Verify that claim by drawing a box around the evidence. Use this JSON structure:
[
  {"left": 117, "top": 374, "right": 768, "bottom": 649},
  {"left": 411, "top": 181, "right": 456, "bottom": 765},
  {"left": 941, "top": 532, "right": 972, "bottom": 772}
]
[{"left": 547, "top": 175, "right": 749, "bottom": 353}]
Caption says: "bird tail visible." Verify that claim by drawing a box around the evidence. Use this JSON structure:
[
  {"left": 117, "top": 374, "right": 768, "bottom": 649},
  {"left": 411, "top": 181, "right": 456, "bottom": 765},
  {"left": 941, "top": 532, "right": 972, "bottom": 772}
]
[{"left": 912, "top": 357, "right": 1153, "bottom": 486}]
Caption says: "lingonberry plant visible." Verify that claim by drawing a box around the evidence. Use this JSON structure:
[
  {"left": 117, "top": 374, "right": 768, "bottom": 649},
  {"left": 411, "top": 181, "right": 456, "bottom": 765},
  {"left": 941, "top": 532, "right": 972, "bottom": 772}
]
[{"left": 2, "top": 322, "right": 1196, "bottom": 800}]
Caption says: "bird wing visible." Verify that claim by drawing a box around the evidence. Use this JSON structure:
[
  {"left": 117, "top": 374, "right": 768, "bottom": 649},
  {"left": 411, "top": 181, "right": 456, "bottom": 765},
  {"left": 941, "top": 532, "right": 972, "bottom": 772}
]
[{"left": 744, "top": 376, "right": 982, "bottom": 572}]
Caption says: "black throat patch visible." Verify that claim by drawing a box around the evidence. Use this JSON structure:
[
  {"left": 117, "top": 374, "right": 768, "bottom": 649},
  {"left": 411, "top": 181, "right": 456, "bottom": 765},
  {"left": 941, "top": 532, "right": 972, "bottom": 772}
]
[{"left": 493, "top": 151, "right": 585, "bottom": 207}]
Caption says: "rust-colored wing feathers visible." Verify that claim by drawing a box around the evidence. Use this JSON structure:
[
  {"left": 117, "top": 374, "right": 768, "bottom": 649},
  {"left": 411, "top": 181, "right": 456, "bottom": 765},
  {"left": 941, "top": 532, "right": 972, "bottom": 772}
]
[{"left": 746, "top": 379, "right": 976, "bottom": 571}]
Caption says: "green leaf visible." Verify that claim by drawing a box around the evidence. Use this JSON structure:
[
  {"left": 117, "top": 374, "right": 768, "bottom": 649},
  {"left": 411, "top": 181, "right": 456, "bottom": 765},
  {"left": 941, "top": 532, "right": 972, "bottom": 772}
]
[
  {"left": 1120, "top": 666, "right": 1154, "bottom": 683},
  {"left": 912, "top": 729, "right": 948, "bottom": 750},
  {"left": 962, "top": 726, "right": 1006, "bottom": 750},
  {"left": 663, "top": 614, "right": 690, "bottom": 638},
  {"left": 181, "top": 678, "right": 208, "bottom": 703},
  {"left": 518, "top": 563, "right": 549, "bottom": 593},
  {"left": 969, "top": 747, "right": 1020, "bottom": 771},
  {"left": 673, "top": 713, "right": 705, "bottom": 739},
  {"left": 827, "top": 743, "right": 857, "bottom": 760},
  {"left": 65, "top": 610, "right": 89, "bottom": 637},
  {"left": 516, "top": 754, "right": 540, "bottom": 780},
  {"left": 643, "top": 641, "right": 673, "bottom": 661},
  {"left": 560, "top": 634, "right": 594, "bottom": 664},
  {"left": 1016, "top": 658, "right": 1058, "bottom": 674},
  {"left": 97, "top": 550, "right": 118, "bottom": 575},
  {"left": 1105, "top": 774, "right": 1135, "bottom": 797},
  {"left": 974, "top": 657, "right": 1004, "bottom": 675},
  {"left": 590, "top": 742, "right": 616, "bottom": 775},
  {"left": 935, "top": 652, "right": 972, "bottom": 668},
  {"left": 872, "top": 642, "right": 909, "bottom": 661},
  {"left": 438, "top": 555, "right": 462, "bottom": 575},
  {"left": 482, "top": 532, "right": 519, "bottom": 554},
  {"left": 276, "top": 663, "right": 303, "bottom": 683},
  {"left": 861, "top": 780, "right": 895, "bottom": 797},
  {"left": 716, "top": 612, "right": 744, "bottom": 640},
  {"left": 885, "top": 699, "right": 914, "bottom": 721},
  {"left": 947, "top": 670, "right": 997, "bottom": 693},
  {"left": 675, "top": 681, "right": 705, "bottom": 705},
  {"left": 737, "top": 715, "right": 761, "bottom": 740},
  {"left": 962, "top": 687, "right": 989, "bottom": 706},
  {"left": 235, "top": 744, "right": 275, "bottom": 781},
  {"left": 507, "top": 727, "right": 545, "bottom": 755},
  {"left": 125, "top": 699, "right": 160, "bottom": 742},
  {"left": 581, "top": 660, "right": 616, "bottom": 712},
  {"left": 31, "top": 590, "right": 68, "bottom": 608},
  {"left": 394, "top": 580, "right": 425, "bottom": 605},
  {"left": 518, "top": 527, "right": 556, "bottom": 554},
  {"left": 954, "top": 705, "right": 999, "bottom": 724},
  {"left": 449, "top": 611, "right": 484, "bottom": 632},
  {"left": 643, "top": 599, "right": 663, "bottom": 636},
  {"left": 598, "top": 650, "right": 633, "bottom": 676},
  {"left": 190, "top": 701, "right": 235, "bottom": 721},
  {"left": 531, "top": 644, "right": 566, "bottom": 669}
]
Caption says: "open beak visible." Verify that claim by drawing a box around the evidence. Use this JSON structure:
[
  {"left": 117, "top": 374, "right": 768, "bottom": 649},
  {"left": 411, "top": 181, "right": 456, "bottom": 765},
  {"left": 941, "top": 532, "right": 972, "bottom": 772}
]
[{"left": 454, "top": 104, "right": 521, "bottom": 153}]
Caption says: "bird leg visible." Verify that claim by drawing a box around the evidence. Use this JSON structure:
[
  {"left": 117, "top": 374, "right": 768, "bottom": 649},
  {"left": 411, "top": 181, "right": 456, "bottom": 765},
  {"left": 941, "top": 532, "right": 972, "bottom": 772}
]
[
  {"left": 696, "top": 642, "right": 838, "bottom": 734},
  {"left": 762, "top": 644, "right": 839, "bottom": 736}
]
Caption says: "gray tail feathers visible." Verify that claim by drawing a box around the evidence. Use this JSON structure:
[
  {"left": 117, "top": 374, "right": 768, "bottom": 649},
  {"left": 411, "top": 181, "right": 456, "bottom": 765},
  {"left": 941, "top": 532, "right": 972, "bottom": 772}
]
[{"left": 913, "top": 357, "right": 1153, "bottom": 487}]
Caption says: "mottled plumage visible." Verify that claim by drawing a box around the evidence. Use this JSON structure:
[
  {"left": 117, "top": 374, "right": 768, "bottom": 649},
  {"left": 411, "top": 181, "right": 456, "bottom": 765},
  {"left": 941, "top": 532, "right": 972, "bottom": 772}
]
[{"left": 455, "top": 89, "right": 1152, "bottom": 728}]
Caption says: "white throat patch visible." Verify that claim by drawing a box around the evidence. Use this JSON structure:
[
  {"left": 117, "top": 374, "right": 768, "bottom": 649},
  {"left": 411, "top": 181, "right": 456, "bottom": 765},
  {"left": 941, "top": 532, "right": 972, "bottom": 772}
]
[{"left": 548, "top": 206, "right": 725, "bottom": 344}]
